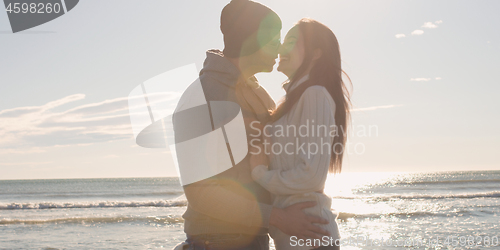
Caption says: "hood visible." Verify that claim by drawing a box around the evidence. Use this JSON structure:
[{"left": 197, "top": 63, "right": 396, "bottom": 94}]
[{"left": 199, "top": 49, "right": 241, "bottom": 88}]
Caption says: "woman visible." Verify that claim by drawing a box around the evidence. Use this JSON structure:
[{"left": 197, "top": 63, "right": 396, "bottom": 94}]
[{"left": 250, "top": 18, "right": 352, "bottom": 250}]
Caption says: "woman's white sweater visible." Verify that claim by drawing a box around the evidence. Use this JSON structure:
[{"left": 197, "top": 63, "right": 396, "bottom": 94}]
[{"left": 251, "top": 75, "right": 340, "bottom": 249}]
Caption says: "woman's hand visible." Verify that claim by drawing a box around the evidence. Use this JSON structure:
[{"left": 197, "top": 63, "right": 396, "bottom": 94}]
[{"left": 249, "top": 143, "right": 269, "bottom": 170}]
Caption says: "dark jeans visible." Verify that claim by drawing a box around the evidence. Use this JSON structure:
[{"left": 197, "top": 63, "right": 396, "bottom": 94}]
[{"left": 184, "top": 234, "right": 269, "bottom": 250}]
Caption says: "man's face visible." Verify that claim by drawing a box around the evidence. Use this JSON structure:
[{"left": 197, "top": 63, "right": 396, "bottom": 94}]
[{"left": 246, "top": 34, "right": 281, "bottom": 73}]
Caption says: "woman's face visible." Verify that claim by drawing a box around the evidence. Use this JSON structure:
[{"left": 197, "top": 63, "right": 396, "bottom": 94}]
[{"left": 277, "top": 26, "right": 305, "bottom": 79}]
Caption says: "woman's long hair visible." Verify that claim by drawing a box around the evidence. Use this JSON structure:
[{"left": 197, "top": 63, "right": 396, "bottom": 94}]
[{"left": 271, "top": 18, "right": 352, "bottom": 174}]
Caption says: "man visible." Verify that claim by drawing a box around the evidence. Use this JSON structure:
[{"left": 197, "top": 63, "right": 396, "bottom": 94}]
[{"left": 174, "top": 1, "right": 330, "bottom": 249}]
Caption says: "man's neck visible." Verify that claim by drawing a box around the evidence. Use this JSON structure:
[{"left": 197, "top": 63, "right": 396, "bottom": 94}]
[{"left": 226, "top": 57, "right": 256, "bottom": 81}]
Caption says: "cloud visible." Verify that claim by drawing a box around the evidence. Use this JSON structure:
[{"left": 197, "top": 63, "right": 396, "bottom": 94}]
[
  {"left": 410, "top": 77, "right": 443, "bottom": 82},
  {"left": 422, "top": 22, "right": 438, "bottom": 29},
  {"left": 0, "top": 161, "right": 53, "bottom": 166},
  {"left": 0, "top": 147, "right": 46, "bottom": 154},
  {"left": 0, "top": 92, "right": 181, "bottom": 149},
  {"left": 103, "top": 154, "right": 119, "bottom": 159},
  {"left": 411, "top": 30, "right": 424, "bottom": 36},
  {"left": 396, "top": 20, "right": 442, "bottom": 38},
  {"left": 410, "top": 78, "right": 432, "bottom": 82},
  {"left": 44, "top": 94, "right": 86, "bottom": 110},
  {"left": 351, "top": 105, "right": 402, "bottom": 112},
  {"left": 0, "top": 94, "right": 85, "bottom": 118}
]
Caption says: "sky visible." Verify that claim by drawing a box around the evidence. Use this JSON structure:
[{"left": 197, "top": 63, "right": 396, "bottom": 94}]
[{"left": 0, "top": 0, "right": 499, "bottom": 180}]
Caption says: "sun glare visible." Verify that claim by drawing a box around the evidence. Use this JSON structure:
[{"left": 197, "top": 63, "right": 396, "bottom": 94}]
[{"left": 324, "top": 172, "right": 403, "bottom": 215}]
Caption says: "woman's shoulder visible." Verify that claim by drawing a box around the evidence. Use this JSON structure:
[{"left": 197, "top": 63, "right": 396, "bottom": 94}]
[
  {"left": 299, "top": 85, "right": 336, "bottom": 108},
  {"left": 302, "top": 85, "right": 328, "bottom": 95}
]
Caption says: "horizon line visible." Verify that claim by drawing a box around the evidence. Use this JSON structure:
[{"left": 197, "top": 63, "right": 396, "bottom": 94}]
[{"left": 1, "top": 169, "right": 499, "bottom": 181}]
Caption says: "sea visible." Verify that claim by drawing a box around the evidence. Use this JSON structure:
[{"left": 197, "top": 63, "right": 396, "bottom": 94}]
[{"left": 1, "top": 171, "right": 499, "bottom": 249}]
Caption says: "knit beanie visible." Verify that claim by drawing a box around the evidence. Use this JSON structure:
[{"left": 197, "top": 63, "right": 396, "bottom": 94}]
[{"left": 220, "top": 0, "right": 282, "bottom": 58}]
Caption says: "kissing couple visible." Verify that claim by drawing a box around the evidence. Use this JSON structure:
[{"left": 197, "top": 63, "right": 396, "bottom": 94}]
[{"left": 173, "top": 0, "right": 352, "bottom": 249}]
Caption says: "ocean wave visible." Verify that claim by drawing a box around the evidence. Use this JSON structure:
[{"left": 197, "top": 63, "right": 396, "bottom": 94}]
[
  {"left": 0, "top": 215, "right": 183, "bottom": 225},
  {"left": 0, "top": 210, "right": 479, "bottom": 225},
  {"left": 407, "top": 179, "right": 500, "bottom": 185},
  {"left": 3, "top": 191, "right": 498, "bottom": 211},
  {"left": 0, "top": 191, "right": 184, "bottom": 198},
  {"left": 337, "top": 210, "right": 472, "bottom": 220},
  {"left": 333, "top": 191, "right": 500, "bottom": 201},
  {"left": 0, "top": 200, "right": 187, "bottom": 210}
]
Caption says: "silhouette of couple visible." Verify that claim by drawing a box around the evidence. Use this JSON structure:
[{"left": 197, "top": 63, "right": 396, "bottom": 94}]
[{"left": 174, "top": 1, "right": 351, "bottom": 249}]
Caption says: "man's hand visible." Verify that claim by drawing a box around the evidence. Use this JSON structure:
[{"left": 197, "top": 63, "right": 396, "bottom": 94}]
[{"left": 270, "top": 201, "right": 330, "bottom": 240}]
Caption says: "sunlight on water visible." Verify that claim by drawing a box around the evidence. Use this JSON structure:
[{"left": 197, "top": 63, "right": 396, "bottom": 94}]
[
  {"left": 324, "top": 172, "right": 401, "bottom": 216},
  {"left": 319, "top": 171, "right": 500, "bottom": 249},
  {"left": 1, "top": 172, "right": 499, "bottom": 249},
  {"left": 324, "top": 172, "right": 402, "bottom": 197}
]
